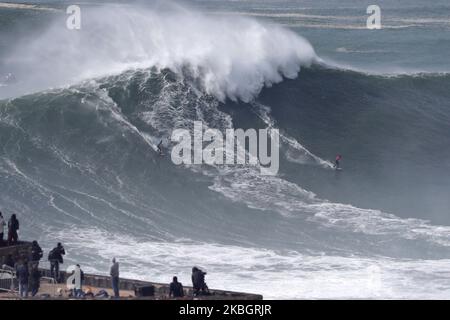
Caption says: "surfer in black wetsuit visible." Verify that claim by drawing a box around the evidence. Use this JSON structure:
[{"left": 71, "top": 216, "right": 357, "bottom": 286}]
[
  {"left": 157, "top": 140, "right": 163, "bottom": 155},
  {"left": 334, "top": 154, "right": 342, "bottom": 169}
]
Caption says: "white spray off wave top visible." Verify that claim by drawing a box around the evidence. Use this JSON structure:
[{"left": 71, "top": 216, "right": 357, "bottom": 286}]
[{"left": 6, "top": 4, "right": 317, "bottom": 101}]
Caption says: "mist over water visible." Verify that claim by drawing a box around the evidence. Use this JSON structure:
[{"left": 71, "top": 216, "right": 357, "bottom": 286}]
[
  {"left": 1, "top": 3, "right": 316, "bottom": 101},
  {"left": 0, "top": 1, "right": 449, "bottom": 299}
]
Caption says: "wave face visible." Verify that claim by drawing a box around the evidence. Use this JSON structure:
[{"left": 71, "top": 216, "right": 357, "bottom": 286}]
[{"left": 1, "top": 3, "right": 450, "bottom": 299}]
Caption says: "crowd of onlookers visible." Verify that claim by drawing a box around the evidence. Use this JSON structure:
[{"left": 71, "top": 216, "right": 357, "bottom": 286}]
[
  {"left": 1, "top": 239, "right": 65, "bottom": 298},
  {"left": 0, "top": 212, "right": 211, "bottom": 299}
]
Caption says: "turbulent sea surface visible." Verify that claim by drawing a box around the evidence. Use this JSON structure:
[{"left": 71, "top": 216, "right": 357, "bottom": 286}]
[{"left": 0, "top": 0, "right": 449, "bottom": 299}]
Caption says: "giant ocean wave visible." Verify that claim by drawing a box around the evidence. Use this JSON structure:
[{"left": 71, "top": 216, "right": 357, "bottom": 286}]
[{"left": 1, "top": 3, "right": 450, "bottom": 299}]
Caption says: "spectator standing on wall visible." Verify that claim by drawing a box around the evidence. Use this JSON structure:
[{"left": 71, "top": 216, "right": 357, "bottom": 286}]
[
  {"left": 110, "top": 257, "right": 120, "bottom": 298},
  {"left": 48, "top": 242, "right": 65, "bottom": 283},
  {"left": 29, "top": 264, "right": 41, "bottom": 297},
  {"left": 2, "top": 254, "right": 15, "bottom": 270}
]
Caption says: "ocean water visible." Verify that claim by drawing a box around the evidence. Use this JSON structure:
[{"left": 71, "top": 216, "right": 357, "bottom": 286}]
[{"left": 0, "top": 0, "right": 449, "bottom": 299}]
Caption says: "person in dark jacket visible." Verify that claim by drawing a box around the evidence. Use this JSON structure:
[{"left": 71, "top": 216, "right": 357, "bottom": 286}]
[
  {"left": 169, "top": 276, "right": 184, "bottom": 298},
  {"left": 29, "top": 264, "right": 41, "bottom": 297},
  {"left": 7, "top": 214, "right": 19, "bottom": 245},
  {"left": 70, "top": 264, "right": 85, "bottom": 297},
  {"left": 157, "top": 139, "right": 164, "bottom": 155},
  {"left": 334, "top": 154, "right": 342, "bottom": 169},
  {"left": 48, "top": 242, "right": 65, "bottom": 283},
  {"left": 110, "top": 258, "right": 120, "bottom": 298},
  {"left": 78, "top": 265, "right": 85, "bottom": 297},
  {"left": 0, "top": 211, "right": 6, "bottom": 246},
  {"left": 191, "top": 267, "right": 209, "bottom": 296},
  {"left": 4, "top": 254, "right": 15, "bottom": 269},
  {"left": 15, "top": 260, "right": 29, "bottom": 298},
  {"left": 30, "top": 240, "right": 43, "bottom": 266}
]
